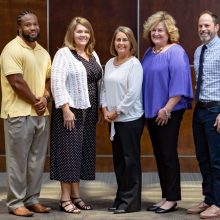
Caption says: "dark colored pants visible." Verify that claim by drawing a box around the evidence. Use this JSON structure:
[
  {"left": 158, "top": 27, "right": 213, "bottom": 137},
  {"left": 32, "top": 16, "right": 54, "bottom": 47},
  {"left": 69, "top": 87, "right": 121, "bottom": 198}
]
[
  {"left": 147, "top": 109, "right": 185, "bottom": 201},
  {"left": 111, "top": 116, "right": 144, "bottom": 212},
  {"left": 193, "top": 104, "right": 220, "bottom": 207}
]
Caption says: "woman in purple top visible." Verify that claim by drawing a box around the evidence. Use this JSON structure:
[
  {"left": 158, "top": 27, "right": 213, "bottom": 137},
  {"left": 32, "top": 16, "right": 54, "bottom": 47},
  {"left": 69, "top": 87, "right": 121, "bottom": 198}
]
[{"left": 142, "top": 11, "right": 193, "bottom": 214}]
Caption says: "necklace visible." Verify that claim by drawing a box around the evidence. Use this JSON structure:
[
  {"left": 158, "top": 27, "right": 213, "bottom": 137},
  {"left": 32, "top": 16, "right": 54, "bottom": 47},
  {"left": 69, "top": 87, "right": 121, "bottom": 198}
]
[
  {"left": 114, "top": 56, "right": 131, "bottom": 66},
  {"left": 152, "top": 47, "right": 163, "bottom": 54}
]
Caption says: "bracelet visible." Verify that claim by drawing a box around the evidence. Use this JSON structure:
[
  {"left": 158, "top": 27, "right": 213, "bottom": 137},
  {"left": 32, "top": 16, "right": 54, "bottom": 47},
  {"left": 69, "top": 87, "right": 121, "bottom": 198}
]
[
  {"left": 163, "top": 107, "right": 171, "bottom": 119},
  {"left": 116, "top": 110, "right": 121, "bottom": 115},
  {"left": 115, "top": 107, "right": 121, "bottom": 115},
  {"left": 43, "top": 95, "right": 50, "bottom": 104}
]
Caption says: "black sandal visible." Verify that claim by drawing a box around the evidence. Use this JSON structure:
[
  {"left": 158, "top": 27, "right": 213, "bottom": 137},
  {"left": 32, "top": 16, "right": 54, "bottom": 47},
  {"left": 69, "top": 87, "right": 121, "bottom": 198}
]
[
  {"left": 71, "top": 197, "right": 92, "bottom": 210},
  {"left": 59, "top": 200, "right": 81, "bottom": 214}
]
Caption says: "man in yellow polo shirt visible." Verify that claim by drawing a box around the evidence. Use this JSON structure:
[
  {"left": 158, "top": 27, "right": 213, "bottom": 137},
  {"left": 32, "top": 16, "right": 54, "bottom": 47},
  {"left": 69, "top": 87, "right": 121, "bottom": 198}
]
[{"left": 1, "top": 11, "right": 51, "bottom": 217}]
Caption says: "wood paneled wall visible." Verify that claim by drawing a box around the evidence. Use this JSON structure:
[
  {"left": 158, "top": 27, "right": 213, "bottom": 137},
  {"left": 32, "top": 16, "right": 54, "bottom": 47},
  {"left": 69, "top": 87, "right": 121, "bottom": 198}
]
[
  {"left": 139, "top": 0, "right": 220, "bottom": 62},
  {"left": 49, "top": 0, "right": 137, "bottom": 64},
  {"left": 0, "top": 0, "right": 47, "bottom": 52},
  {"left": 1, "top": 0, "right": 220, "bottom": 172}
]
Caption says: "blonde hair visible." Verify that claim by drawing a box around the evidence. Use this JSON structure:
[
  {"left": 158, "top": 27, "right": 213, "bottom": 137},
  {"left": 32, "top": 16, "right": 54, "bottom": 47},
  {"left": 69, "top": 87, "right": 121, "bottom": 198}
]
[
  {"left": 64, "top": 17, "right": 95, "bottom": 56},
  {"left": 110, "top": 26, "right": 137, "bottom": 56},
  {"left": 143, "top": 11, "right": 179, "bottom": 45}
]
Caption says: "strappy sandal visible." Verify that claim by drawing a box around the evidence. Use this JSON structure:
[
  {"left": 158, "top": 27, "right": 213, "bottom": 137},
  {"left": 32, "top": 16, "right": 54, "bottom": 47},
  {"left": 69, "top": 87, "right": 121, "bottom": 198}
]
[
  {"left": 71, "top": 197, "right": 92, "bottom": 210},
  {"left": 59, "top": 200, "right": 81, "bottom": 214}
]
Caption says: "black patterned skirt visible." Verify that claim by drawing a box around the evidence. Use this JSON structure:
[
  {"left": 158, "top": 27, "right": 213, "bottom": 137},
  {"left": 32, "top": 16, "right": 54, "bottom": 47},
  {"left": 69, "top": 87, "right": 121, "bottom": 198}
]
[{"left": 50, "top": 102, "right": 97, "bottom": 183}]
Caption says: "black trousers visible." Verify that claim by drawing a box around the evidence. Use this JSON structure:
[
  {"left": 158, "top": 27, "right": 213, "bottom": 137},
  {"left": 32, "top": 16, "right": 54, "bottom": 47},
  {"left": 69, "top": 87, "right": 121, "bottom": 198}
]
[
  {"left": 147, "top": 109, "right": 185, "bottom": 201},
  {"left": 111, "top": 116, "right": 145, "bottom": 212}
]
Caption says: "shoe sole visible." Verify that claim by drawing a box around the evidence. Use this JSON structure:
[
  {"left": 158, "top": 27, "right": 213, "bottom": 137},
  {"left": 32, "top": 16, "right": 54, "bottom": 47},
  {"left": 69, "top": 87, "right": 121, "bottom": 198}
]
[
  {"left": 10, "top": 212, "right": 34, "bottom": 217},
  {"left": 187, "top": 208, "right": 209, "bottom": 214},
  {"left": 200, "top": 215, "right": 220, "bottom": 219}
]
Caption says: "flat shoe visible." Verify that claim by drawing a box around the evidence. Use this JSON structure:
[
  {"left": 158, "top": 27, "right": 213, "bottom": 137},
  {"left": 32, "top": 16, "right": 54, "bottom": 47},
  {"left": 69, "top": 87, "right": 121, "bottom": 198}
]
[
  {"left": 146, "top": 205, "right": 159, "bottom": 211},
  {"left": 26, "top": 203, "right": 51, "bottom": 213},
  {"left": 200, "top": 204, "right": 220, "bottom": 219},
  {"left": 187, "top": 201, "right": 209, "bottom": 214},
  {"left": 114, "top": 209, "right": 127, "bottom": 214},
  {"left": 10, "top": 206, "right": 34, "bottom": 217},
  {"left": 108, "top": 207, "right": 117, "bottom": 211},
  {"left": 155, "top": 203, "right": 177, "bottom": 214}
]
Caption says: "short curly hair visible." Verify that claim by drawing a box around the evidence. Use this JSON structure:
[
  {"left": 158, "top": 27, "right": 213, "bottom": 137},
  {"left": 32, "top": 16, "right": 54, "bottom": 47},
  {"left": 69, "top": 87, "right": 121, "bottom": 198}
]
[{"left": 143, "top": 11, "right": 179, "bottom": 45}]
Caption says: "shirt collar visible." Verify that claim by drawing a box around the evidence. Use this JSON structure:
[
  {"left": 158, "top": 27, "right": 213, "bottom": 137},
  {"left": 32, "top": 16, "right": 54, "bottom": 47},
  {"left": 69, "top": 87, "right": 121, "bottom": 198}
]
[
  {"left": 205, "top": 36, "right": 219, "bottom": 49},
  {"left": 16, "top": 36, "right": 41, "bottom": 50}
]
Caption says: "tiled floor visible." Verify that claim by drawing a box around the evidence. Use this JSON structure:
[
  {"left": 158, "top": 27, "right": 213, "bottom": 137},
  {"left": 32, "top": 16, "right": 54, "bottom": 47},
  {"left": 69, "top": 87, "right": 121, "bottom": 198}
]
[{"left": 0, "top": 172, "right": 205, "bottom": 220}]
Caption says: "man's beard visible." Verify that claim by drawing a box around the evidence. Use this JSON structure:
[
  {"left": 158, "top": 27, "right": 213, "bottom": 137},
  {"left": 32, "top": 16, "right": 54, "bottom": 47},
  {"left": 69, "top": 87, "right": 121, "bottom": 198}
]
[
  {"left": 22, "top": 32, "right": 40, "bottom": 42},
  {"left": 199, "top": 31, "right": 214, "bottom": 43}
]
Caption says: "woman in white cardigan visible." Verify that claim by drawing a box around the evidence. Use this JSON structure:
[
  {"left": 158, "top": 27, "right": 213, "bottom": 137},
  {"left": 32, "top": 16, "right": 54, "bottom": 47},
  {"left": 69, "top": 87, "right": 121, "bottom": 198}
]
[
  {"left": 101, "top": 26, "right": 144, "bottom": 214},
  {"left": 50, "top": 17, "right": 102, "bottom": 214}
]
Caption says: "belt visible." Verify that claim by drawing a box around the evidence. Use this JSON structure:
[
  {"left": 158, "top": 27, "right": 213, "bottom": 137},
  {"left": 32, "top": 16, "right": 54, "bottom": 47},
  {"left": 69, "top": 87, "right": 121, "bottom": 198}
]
[{"left": 196, "top": 101, "right": 220, "bottom": 109}]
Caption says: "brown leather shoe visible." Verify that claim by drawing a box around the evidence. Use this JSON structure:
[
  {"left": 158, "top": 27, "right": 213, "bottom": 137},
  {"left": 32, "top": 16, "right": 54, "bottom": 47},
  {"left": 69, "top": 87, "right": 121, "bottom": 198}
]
[
  {"left": 10, "top": 206, "right": 34, "bottom": 217},
  {"left": 187, "top": 201, "right": 209, "bottom": 214},
  {"left": 200, "top": 205, "right": 220, "bottom": 219},
  {"left": 26, "top": 203, "right": 51, "bottom": 213}
]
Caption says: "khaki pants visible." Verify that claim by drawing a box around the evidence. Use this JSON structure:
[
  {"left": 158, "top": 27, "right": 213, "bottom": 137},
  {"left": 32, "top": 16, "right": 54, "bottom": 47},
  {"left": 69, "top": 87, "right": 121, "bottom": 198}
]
[{"left": 4, "top": 116, "right": 49, "bottom": 211}]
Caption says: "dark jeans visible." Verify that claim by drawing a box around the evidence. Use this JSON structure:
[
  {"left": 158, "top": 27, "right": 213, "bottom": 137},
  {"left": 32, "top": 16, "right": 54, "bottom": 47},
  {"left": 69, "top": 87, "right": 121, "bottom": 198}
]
[
  {"left": 193, "top": 105, "right": 220, "bottom": 207},
  {"left": 147, "top": 109, "right": 185, "bottom": 201},
  {"left": 111, "top": 116, "right": 145, "bottom": 212}
]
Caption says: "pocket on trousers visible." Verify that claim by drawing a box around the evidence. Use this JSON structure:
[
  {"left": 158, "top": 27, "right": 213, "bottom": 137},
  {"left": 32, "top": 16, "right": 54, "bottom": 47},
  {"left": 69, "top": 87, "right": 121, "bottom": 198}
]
[
  {"left": 7, "top": 116, "right": 25, "bottom": 128},
  {"left": 207, "top": 106, "right": 220, "bottom": 114}
]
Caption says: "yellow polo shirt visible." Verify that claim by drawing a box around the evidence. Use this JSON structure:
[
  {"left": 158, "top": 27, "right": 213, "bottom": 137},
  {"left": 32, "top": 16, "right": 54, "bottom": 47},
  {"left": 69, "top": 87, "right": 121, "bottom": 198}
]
[{"left": 0, "top": 36, "right": 51, "bottom": 118}]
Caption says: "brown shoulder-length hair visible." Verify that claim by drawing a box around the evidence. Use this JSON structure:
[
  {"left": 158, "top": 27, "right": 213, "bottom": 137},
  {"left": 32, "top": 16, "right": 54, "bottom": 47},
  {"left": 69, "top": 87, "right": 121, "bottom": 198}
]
[
  {"left": 64, "top": 17, "right": 95, "bottom": 56},
  {"left": 143, "top": 11, "right": 179, "bottom": 45},
  {"left": 110, "top": 26, "right": 137, "bottom": 56}
]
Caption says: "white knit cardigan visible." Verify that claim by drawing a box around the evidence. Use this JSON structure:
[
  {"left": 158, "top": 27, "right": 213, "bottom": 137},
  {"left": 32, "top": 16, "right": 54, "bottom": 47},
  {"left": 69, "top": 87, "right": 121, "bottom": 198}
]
[{"left": 51, "top": 47, "right": 101, "bottom": 109}]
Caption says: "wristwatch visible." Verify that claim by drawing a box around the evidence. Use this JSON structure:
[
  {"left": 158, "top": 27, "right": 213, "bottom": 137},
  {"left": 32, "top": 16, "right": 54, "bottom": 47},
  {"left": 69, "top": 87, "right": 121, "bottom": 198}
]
[{"left": 43, "top": 95, "right": 50, "bottom": 104}]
